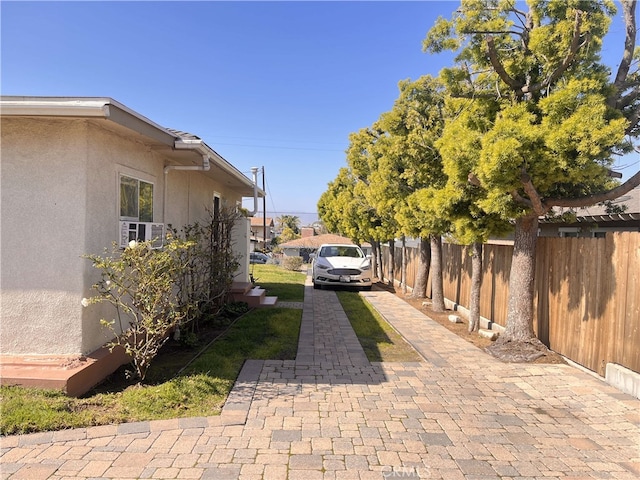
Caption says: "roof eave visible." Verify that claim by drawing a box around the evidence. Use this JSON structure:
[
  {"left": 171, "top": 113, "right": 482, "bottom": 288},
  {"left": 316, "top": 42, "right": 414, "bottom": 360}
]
[{"left": 1, "top": 96, "right": 261, "bottom": 196}]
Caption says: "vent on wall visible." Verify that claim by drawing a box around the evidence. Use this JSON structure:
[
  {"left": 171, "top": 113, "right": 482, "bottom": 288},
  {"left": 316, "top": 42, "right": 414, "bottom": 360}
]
[{"left": 119, "top": 222, "right": 164, "bottom": 249}]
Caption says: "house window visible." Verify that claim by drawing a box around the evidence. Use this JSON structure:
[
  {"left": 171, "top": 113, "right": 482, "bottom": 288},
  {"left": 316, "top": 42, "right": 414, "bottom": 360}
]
[
  {"left": 120, "top": 175, "right": 153, "bottom": 222},
  {"left": 559, "top": 228, "right": 579, "bottom": 238}
]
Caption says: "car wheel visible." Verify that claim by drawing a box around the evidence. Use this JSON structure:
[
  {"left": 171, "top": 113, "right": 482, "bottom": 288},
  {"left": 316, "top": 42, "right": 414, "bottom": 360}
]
[{"left": 313, "top": 281, "right": 321, "bottom": 289}]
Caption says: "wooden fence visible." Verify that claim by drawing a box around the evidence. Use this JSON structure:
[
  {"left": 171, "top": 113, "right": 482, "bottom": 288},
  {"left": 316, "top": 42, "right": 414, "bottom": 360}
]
[{"left": 380, "top": 232, "right": 640, "bottom": 376}]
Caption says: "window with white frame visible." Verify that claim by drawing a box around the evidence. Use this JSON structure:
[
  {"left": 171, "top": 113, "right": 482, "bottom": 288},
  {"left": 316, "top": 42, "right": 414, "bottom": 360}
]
[{"left": 120, "top": 174, "right": 154, "bottom": 222}]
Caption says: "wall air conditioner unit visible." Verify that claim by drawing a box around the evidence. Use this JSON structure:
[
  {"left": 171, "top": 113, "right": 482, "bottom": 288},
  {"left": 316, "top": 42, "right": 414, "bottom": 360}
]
[{"left": 119, "top": 221, "right": 165, "bottom": 249}]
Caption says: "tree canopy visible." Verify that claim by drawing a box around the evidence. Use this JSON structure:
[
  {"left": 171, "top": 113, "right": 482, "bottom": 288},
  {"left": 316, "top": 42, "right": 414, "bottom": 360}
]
[{"left": 318, "top": 0, "right": 638, "bottom": 360}]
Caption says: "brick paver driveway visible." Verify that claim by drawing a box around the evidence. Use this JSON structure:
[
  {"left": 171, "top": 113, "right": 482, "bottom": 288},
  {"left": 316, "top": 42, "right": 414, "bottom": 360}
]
[{"left": 1, "top": 278, "right": 639, "bottom": 479}]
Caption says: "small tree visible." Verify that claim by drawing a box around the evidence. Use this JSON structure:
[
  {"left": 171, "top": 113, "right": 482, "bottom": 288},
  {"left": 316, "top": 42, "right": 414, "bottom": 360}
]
[
  {"left": 83, "top": 237, "right": 194, "bottom": 381},
  {"left": 277, "top": 215, "right": 301, "bottom": 235}
]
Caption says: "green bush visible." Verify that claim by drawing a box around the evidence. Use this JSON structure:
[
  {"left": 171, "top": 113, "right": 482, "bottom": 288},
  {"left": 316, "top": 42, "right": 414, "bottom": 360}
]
[
  {"left": 83, "top": 207, "right": 243, "bottom": 381},
  {"left": 281, "top": 256, "right": 304, "bottom": 271},
  {"left": 83, "top": 238, "right": 194, "bottom": 381}
]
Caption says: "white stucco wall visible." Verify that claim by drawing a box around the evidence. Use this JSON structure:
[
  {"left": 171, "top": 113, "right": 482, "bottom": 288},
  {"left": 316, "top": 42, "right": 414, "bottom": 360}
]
[
  {"left": 81, "top": 121, "right": 168, "bottom": 354},
  {"left": 1, "top": 118, "right": 89, "bottom": 355},
  {"left": 1, "top": 116, "right": 250, "bottom": 356},
  {"left": 164, "top": 169, "right": 249, "bottom": 282}
]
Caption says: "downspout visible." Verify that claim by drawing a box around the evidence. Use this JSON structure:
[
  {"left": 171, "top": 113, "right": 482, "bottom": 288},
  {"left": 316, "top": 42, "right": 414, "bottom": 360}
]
[{"left": 245, "top": 167, "right": 260, "bottom": 217}]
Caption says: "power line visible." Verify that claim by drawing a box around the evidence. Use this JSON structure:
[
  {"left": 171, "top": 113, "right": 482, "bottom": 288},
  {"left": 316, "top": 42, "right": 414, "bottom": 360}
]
[
  {"left": 214, "top": 142, "right": 343, "bottom": 153},
  {"left": 208, "top": 134, "right": 345, "bottom": 147},
  {"left": 268, "top": 211, "right": 319, "bottom": 215}
]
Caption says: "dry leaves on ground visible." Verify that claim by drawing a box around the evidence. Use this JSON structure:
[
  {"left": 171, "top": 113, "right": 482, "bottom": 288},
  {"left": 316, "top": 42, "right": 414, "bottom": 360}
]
[{"left": 373, "top": 283, "right": 566, "bottom": 365}]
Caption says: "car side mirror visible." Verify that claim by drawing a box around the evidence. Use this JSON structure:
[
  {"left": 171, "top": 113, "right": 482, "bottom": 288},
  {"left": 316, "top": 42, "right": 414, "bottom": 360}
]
[{"left": 309, "top": 253, "right": 316, "bottom": 260}]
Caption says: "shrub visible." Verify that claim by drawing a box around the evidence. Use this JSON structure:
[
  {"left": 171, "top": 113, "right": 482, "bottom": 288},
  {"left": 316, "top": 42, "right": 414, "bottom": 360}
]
[
  {"left": 281, "top": 256, "right": 304, "bottom": 271},
  {"left": 83, "top": 206, "right": 243, "bottom": 381},
  {"left": 83, "top": 238, "right": 194, "bottom": 381},
  {"left": 172, "top": 206, "right": 242, "bottom": 330}
]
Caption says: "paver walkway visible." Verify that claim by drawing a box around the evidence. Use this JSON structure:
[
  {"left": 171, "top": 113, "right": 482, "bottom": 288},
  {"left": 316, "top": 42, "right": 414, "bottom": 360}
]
[{"left": 1, "top": 277, "right": 639, "bottom": 479}]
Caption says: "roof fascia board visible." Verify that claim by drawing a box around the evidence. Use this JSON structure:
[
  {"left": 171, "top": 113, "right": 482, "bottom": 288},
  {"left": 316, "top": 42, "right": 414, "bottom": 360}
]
[
  {"left": 1, "top": 96, "right": 177, "bottom": 146},
  {"left": 106, "top": 103, "right": 176, "bottom": 146},
  {"left": 209, "top": 149, "right": 265, "bottom": 197}
]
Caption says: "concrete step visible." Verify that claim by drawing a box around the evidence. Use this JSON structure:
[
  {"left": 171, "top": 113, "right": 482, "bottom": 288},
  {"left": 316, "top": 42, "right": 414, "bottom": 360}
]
[
  {"left": 230, "top": 283, "right": 278, "bottom": 308},
  {"left": 230, "top": 281, "right": 253, "bottom": 294},
  {"left": 261, "top": 296, "right": 278, "bottom": 307}
]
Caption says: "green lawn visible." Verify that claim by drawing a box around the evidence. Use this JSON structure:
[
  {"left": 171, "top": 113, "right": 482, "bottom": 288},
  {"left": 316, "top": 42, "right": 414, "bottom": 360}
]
[
  {"left": 336, "top": 290, "right": 423, "bottom": 363},
  {"left": 250, "top": 263, "right": 306, "bottom": 301}
]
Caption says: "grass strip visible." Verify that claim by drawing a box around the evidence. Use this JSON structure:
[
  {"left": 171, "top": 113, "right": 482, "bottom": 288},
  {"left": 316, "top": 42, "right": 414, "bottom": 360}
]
[{"left": 336, "top": 290, "right": 422, "bottom": 363}]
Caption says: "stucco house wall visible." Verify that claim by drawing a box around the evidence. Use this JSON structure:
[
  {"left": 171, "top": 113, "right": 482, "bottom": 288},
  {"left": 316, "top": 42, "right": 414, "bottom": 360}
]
[
  {"left": 2, "top": 118, "right": 91, "bottom": 355},
  {"left": 1, "top": 98, "right": 260, "bottom": 362}
]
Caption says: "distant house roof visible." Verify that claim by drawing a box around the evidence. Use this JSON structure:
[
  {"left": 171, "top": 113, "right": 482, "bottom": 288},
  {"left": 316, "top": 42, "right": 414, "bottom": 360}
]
[
  {"left": 280, "top": 234, "right": 368, "bottom": 249},
  {"left": 541, "top": 185, "right": 640, "bottom": 223},
  {"left": 250, "top": 217, "right": 274, "bottom": 227}
]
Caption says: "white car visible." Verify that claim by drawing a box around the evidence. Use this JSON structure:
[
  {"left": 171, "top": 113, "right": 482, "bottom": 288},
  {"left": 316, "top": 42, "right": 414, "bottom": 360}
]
[{"left": 311, "top": 244, "right": 372, "bottom": 290}]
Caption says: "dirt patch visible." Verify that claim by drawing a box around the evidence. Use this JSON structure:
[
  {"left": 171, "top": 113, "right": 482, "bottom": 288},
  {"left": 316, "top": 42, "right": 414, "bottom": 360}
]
[{"left": 373, "top": 282, "right": 566, "bottom": 365}]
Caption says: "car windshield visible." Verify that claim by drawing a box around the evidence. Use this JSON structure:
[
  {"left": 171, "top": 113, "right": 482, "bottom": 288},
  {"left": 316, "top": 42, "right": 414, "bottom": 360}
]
[{"left": 319, "top": 246, "right": 363, "bottom": 258}]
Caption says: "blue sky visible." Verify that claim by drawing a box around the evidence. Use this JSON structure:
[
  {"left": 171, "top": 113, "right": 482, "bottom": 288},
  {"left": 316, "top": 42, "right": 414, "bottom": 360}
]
[{"left": 2, "top": 1, "right": 637, "bottom": 226}]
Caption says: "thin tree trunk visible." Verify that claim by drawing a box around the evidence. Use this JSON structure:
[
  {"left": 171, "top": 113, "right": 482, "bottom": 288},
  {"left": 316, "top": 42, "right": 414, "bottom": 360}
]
[
  {"left": 411, "top": 237, "right": 430, "bottom": 298},
  {"left": 388, "top": 239, "right": 395, "bottom": 286},
  {"left": 468, "top": 242, "right": 483, "bottom": 333},
  {"left": 376, "top": 240, "right": 385, "bottom": 283},
  {"left": 487, "top": 214, "right": 548, "bottom": 361},
  {"left": 370, "top": 240, "right": 379, "bottom": 282},
  {"left": 430, "top": 235, "right": 445, "bottom": 312},
  {"left": 401, "top": 236, "right": 407, "bottom": 295}
]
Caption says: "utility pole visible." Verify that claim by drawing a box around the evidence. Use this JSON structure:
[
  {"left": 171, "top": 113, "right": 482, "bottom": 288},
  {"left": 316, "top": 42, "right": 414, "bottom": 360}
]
[{"left": 262, "top": 166, "right": 267, "bottom": 251}]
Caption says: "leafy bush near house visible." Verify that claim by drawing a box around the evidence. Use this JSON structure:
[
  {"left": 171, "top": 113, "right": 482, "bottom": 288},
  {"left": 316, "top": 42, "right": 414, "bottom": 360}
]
[
  {"left": 84, "top": 207, "right": 243, "bottom": 381},
  {"left": 84, "top": 238, "right": 195, "bottom": 381},
  {"left": 281, "top": 256, "right": 304, "bottom": 271}
]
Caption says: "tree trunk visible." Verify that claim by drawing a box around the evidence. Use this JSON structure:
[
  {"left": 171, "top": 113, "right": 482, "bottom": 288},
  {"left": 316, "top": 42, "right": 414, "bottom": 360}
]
[
  {"left": 401, "top": 236, "right": 407, "bottom": 295},
  {"left": 468, "top": 242, "right": 482, "bottom": 333},
  {"left": 388, "top": 239, "right": 395, "bottom": 286},
  {"left": 370, "top": 240, "right": 378, "bottom": 282},
  {"left": 487, "top": 214, "right": 548, "bottom": 361},
  {"left": 376, "top": 240, "right": 385, "bottom": 283},
  {"left": 411, "top": 237, "right": 430, "bottom": 298},
  {"left": 430, "top": 235, "right": 446, "bottom": 312},
  {"left": 504, "top": 215, "right": 537, "bottom": 341}
]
